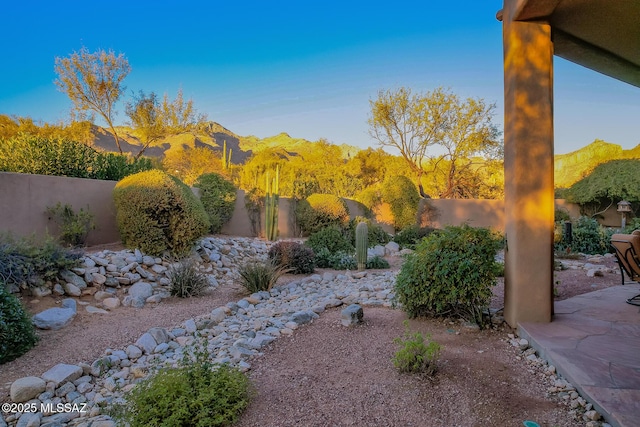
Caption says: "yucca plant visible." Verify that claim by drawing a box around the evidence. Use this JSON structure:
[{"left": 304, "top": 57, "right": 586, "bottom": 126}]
[
  {"left": 238, "top": 260, "right": 287, "bottom": 293},
  {"left": 168, "top": 258, "right": 209, "bottom": 298}
]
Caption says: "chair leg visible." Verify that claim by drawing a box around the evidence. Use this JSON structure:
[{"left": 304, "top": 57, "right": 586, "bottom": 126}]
[{"left": 627, "top": 294, "right": 640, "bottom": 306}]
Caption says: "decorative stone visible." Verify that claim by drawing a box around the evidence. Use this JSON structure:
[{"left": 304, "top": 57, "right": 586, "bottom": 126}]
[
  {"left": 59, "top": 269, "right": 87, "bottom": 290},
  {"left": 32, "top": 299, "right": 77, "bottom": 330},
  {"left": 135, "top": 332, "right": 158, "bottom": 354},
  {"left": 125, "top": 345, "right": 143, "bottom": 360},
  {"left": 63, "top": 282, "right": 82, "bottom": 297},
  {"left": 86, "top": 306, "right": 109, "bottom": 314},
  {"left": 10, "top": 377, "right": 46, "bottom": 403},
  {"left": 102, "top": 297, "right": 121, "bottom": 310},
  {"left": 341, "top": 304, "right": 364, "bottom": 326},
  {"left": 41, "top": 364, "right": 83, "bottom": 387}
]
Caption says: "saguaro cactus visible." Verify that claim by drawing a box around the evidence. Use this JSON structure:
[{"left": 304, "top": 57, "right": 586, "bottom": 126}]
[
  {"left": 265, "top": 166, "right": 280, "bottom": 241},
  {"left": 356, "top": 221, "right": 368, "bottom": 270}
]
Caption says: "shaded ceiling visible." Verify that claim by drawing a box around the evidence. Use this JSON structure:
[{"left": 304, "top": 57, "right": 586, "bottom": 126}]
[{"left": 508, "top": 0, "right": 640, "bottom": 87}]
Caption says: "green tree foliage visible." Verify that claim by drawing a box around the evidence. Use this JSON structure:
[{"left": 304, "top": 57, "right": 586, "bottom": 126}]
[
  {"left": 193, "top": 173, "right": 237, "bottom": 233},
  {"left": 162, "top": 147, "right": 225, "bottom": 186},
  {"left": 295, "top": 193, "right": 350, "bottom": 235},
  {"left": 368, "top": 87, "right": 502, "bottom": 199},
  {"left": 394, "top": 225, "right": 503, "bottom": 327},
  {"left": 0, "top": 115, "right": 92, "bottom": 142},
  {"left": 113, "top": 170, "right": 210, "bottom": 256},
  {"left": 565, "top": 160, "right": 640, "bottom": 215},
  {"left": 54, "top": 47, "right": 131, "bottom": 153},
  {"left": 1, "top": 281, "right": 39, "bottom": 364},
  {"left": 381, "top": 175, "right": 420, "bottom": 231},
  {"left": 0, "top": 134, "right": 152, "bottom": 180}
]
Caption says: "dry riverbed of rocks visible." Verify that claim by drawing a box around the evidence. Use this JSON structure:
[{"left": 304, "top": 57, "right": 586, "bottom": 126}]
[{"left": 1, "top": 236, "right": 615, "bottom": 427}]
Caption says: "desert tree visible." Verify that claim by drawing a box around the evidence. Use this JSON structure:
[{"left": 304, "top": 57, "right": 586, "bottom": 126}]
[{"left": 54, "top": 46, "right": 131, "bottom": 153}]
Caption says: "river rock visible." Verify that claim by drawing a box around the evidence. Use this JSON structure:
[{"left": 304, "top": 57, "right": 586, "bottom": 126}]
[
  {"left": 10, "top": 377, "right": 46, "bottom": 403},
  {"left": 32, "top": 299, "right": 77, "bottom": 330},
  {"left": 41, "top": 364, "right": 83, "bottom": 387}
]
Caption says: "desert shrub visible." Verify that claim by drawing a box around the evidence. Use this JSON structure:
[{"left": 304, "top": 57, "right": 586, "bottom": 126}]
[
  {"left": 113, "top": 170, "right": 210, "bottom": 256},
  {"left": 193, "top": 173, "right": 237, "bottom": 233},
  {"left": 568, "top": 216, "right": 608, "bottom": 255},
  {"left": 344, "top": 217, "right": 390, "bottom": 248},
  {"left": 168, "top": 258, "right": 209, "bottom": 298},
  {"left": 366, "top": 255, "right": 390, "bottom": 269},
  {"left": 394, "top": 225, "right": 503, "bottom": 327},
  {"left": 393, "top": 224, "right": 436, "bottom": 249},
  {"left": 238, "top": 260, "right": 287, "bottom": 293},
  {"left": 0, "top": 134, "right": 152, "bottom": 180},
  {"left": 392, "top": 320, "right": 440, "bottom": 376},
  {"left": 46, "top": 202, "right": 95, "bottom": 247},
  {"left": 268, "top": 241, "right": 315, "bottom": 274},
  {"left": 0, "top": 280, "right": 39, "bottom": 364},
  {"left": 111, "top": 343, "right": 250, "bottom": 426},
  {"left": 0, "top": 235, "right": 81, "bottom": 289},
  {"left": 295, "top": 193, "right": 349, "bottom": 235},
  {"left": 313, "top": 248, "right": 356, "bottom": 270},
  {"left": 306, "top": 226, "right": 354, "bottom": 255},
  {"left": 380, "top": 176, "right": 420, "bottom": 231},
  {"left": 623, "top": 217, "right": 640, "bottom": 234}
]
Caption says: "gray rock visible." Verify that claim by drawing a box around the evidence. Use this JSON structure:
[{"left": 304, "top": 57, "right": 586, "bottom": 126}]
[
  {"left": 127, "top": 282, "right": 153, "bottom": 307},
  {"left": 341, "top": 304, "right": 364, "bottom": 326},
  {"left": 291, "top": 310, "right": 318, "bottom": 325},
  {"left": 384, "top": 241, "right": 400, "bottom": 254},
  {"left": 31, "top": 286, "right": 52, "bottom": 298},
  {"left": 92, "top": 272, "right": 107, "bottom": 285},
  {"left": 102, "top": 297, "right": 121, "bottom": 310},
  {"left": 184, "top": 319, "right": 197, "bottom": 334},
  {"left": 15, "top": 412, "right": 41, "bottom": 427},
  {"left": 85, "top": 306, "right": 108, "bottom": 314},
  {"left": 32, "top": 299, "right": 77, "bottom": 330},
  {"left": 10, "top": 377, "right": 46, "bottom": 403},
  {"left": 148, "top": 327, "right": 170, "bottom": 344},
  {"left": 142, "top": 255, "right": 156, "bottom": 266},
  {"left": 63, "top": 282, "right": 82, "bottom": 297},
  {"left": 52, "top": 283, "right": 65, "bottom": 296},
  {"left": 135, "top": 332, "right": 158, "bottom": 354},
  {"left": 210, "top": 307, "right": 227, "bottom": 324},
  {"left": 59, "top": 269, "right": 87, "bottom": 290},
  {"left": 41, "top": 364, "right": 83, "bottom": 387},
  {"left": 125, "top": 345, "right": 143, "bottom": 360}
]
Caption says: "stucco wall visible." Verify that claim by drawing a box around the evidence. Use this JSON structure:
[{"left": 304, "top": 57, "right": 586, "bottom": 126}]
[{"left": 2, "top": 172, "right": 626, "bottom": 246}]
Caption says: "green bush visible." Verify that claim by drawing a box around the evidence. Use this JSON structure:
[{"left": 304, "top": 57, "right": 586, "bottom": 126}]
[
  {"left": 556, "top": 216, "right": 609, "bottom": 255},
  {"left": 393, "top": 224, "right": 436, "bottom": 249},
  {"left": 238, "top": 260, "right": 286, "bottom": 293},
  {"left": 392, "top": 320, "right": 440, "bottom": 376},
  {"left": 381, "top": 176, "right": 420, "bottom": 231},
  {"left": 0, "top": 280, "right": 39, "bottom": 364},
  {"left": 194, "top": 173, "right": 237, "bottom": 233},
  {"left": 366, "top": 255, "right": 390, "bottom": 269},
  {"left": 0, "top": 134, "right": 152, "bottom": 180},
  {"left": 306, "top": 226, "right": 354, "bottom": 255},
  {"left": 0, "top": 235, "right": 82, "bottom": 289},
  {"left": 313, "top": 248, "right": 357, "bottom": 270},
  {"left": 46, "top": 203, "right": 95, "bottom": 247},
  {"left": 111, "top": 343, "right": 250, "bottom": 426},
  {"left": 623, "top": 217, "right": 640, "bottom": 234},
  {"left": 295, "top": 193, "right": 349, "bottom": 235},
  {"left": 113, "top": 170, "right": 210, "bottom": 256},
  {"left": 394, "top": 225, "right": 503, "bottom": 327},
  {"left": 345, "top": 217, "right": 390, "bottom": 248},
  {"left": 268, "top": 241, "right": 315, "bottom": 274},
  {"left": 168, "top": 258, "right": 209, "bottom": 298}
]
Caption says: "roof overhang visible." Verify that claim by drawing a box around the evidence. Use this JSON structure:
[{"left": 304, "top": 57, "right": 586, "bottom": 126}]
[{"left": 498, "top": 0, "right": 640, "bottom": 88}]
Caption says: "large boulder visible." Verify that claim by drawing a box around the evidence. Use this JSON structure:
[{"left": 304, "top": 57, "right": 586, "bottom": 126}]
[
  {"left": 32, "top": 299, "right": 77, "bottom": 330},
  {"left": 10, "top": 377, "right": 46, "bottom": 403}
]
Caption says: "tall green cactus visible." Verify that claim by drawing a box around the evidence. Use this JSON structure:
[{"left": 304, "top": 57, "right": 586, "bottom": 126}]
[
  {"left": 222, "top": 141, "right": 232, "bottom": 170},
  {"left": 265, "top": 166, "right": 280, "bottom": 241},
  {"left": 356, "top": 221, "right": 368, "bottom": 270}
]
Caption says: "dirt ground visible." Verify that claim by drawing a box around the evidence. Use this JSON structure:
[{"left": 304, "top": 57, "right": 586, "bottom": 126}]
[{"left": 0, "top": 247, "right": 624, "bottom": 426}]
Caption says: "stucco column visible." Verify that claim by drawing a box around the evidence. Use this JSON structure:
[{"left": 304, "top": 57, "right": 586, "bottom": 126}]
[{"left": 502, "top": 1, "right": 554, "bottom": 325}]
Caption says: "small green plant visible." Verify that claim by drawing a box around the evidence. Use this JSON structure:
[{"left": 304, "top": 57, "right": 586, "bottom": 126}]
[
  {"left": 393, "top": 224, "right": 436, "bottom": 250},
  {"left": 305, "top": 226, "right": 354, "bottom": 255},
  {"left": 193, "top": 173, "right": 237, "bottom": 234},
  {"left": 268, "top": 241, "right": 315, "bottom": 274},
  {"left": 46, "top": 202, "right": 95, "bottom": 247},
  {"left": 238, "top": 260, "right": 287, "bottom": 293},
  {"left": 110, "top": 340, "right": 251, "bottom": 426},
  {"left": 0, "top": 280, "right": 39, "bottom": 364},
  {"left": 355, "top": 222, "right": 368, "bottom": 270},
  {"left": 168, "top": 258, "right": 209, "bottom": 298},
  {"left": 344, "top": 217, "right": 390, "bottom": 248},
  {"left": 392, "top": 320, "right": 440, "bottom": 376},
  {"left": 366, "top": 255, "right": 390, "bottom": 269}
]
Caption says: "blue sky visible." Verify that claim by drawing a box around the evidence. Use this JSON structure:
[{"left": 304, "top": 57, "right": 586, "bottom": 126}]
[{"left": 1, "top": 1, "right": 638, "bottom": 155}]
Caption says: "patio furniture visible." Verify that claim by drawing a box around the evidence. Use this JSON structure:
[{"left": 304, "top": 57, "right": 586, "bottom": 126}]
[{"left": 610, "top": 232, "right": 640, "bottom": 306}]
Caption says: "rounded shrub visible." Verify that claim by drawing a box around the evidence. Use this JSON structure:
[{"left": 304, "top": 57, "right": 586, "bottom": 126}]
[
  {"left": 1, "top": 281, "right": 39, "bottom": 364},
  {"left": 295, "top": 193, "right": 349, "bottom": 235},
  {"left": 113, "top": 170, "right": 210, "bottom": 256},
  {"left": 306, "top": 225, "right": 354, "bottom": 255},
  {"left": 569, "top": 216, "right": 608, "bottom": 255},
  {"left": 193, "top": 173, "right": 237, "bottom": 234},
  {"left": 393, "top": 224, "right": 436, "bottom": 250},
  {"left": 381, "top": 175, "right": 420, "bottom": 231},
  {"left": 394, "top": 225, "right": 503, "bottom": 327},
  {"left": 268, "top": 241, "right": 315, "bottom": 274}
]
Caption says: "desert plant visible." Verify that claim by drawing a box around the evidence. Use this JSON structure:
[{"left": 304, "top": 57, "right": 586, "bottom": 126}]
[
  {"left": 46, "top": 202, "right": 95, "bottom": 247},
  {"left": 193, "top": 173, "right": 237, "bottom": 234},
  {"left": 264, "top": 167, "right": 280, "bottom": 241},
  {"left": 366, "top": 255, "right": 390, "bottom": 269},
  {"left": 344, "top": 217, "right": 390, "bottom": 248},
  {"left": 110, "top": 341, "right": 250, "bottom": 426},
  {"left": 0, "top": 280, "right": 39, "bottom": 364},
  {"left": 567, "top": 216, "right": 608, "bottom": 255},
  {"left": 295, "top": 193, "right": 349, "bottom": 235},
  {"left": 305, "top": 226, "right": 354, "bottom": 255},
  {"left": 168, "top": 258, "right": 209, "bottom": 298},
  {"left": 393, "top": 224, "right": 436, "bottom": 250},
  {"left": 381, "top": 175, "right": 420, "bottom": 231},
  {"left": 238, "top": 260, "right": 287, "bottom": 293},
  {"left": 392, "top": 320, "right": 440, "bottom": 376},
  {"left": 394, "top": 225, "right": 503, "bottom": 327},
  {"left": 268, "top": 241, "right": 315, "bottom": 274},
  {"left": 113, "top": 170, "right": 210, "bottom": 256},
  {"left": 355, "top": 222, "right": 368, "bottom": 270}
]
